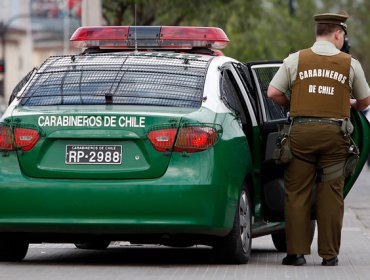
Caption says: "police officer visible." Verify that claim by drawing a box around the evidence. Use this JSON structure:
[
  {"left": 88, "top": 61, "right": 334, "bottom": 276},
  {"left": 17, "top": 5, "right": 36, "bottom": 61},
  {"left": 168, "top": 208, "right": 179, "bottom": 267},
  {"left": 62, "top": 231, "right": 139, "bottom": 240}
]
[{"left": 267, "top": 11, "right": 370, "bottom": 266}]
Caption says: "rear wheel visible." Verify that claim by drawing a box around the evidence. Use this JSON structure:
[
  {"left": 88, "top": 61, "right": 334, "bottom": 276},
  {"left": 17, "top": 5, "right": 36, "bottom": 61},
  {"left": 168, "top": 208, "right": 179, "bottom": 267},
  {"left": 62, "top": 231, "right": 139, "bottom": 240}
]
[
  {"left": 74, "top": 240, "right": 111, "bottom": 250},
  {"left": 271, "top": 220, "right": 316, "bottom": 252},
  {"left": 214, "top": 186, "right": 252, "bottom": 264},
  {"left": 0, "top": 235, "right": 29, "bottom": 261}
]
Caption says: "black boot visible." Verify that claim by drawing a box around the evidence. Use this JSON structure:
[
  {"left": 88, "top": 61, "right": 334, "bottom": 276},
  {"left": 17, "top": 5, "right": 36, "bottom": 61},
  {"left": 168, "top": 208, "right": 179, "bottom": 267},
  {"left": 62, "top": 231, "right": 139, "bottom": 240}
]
[
  {"left": 321, "top": 256, "right": 338, "bottom": 266},
  {"left": 282, "top": 254, "right": 306, "bottom": 266}
]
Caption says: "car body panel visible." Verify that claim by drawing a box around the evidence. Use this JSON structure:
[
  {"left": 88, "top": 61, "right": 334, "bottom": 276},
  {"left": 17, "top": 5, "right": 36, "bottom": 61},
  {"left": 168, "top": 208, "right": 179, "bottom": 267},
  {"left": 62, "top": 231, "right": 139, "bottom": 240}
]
[
  {"left": 343, "top": 110, "right": 370, "bottom": 197},
  {"left": 1, "top": 88, "right": 252, "bottom": 237}
]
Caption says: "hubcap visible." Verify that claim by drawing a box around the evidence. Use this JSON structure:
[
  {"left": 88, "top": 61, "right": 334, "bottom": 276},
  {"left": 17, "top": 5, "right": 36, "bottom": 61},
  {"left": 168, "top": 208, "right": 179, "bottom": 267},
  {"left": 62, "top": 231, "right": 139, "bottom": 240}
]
[{"left": 239, "top": 191, "right": 251, "bottom": 253}]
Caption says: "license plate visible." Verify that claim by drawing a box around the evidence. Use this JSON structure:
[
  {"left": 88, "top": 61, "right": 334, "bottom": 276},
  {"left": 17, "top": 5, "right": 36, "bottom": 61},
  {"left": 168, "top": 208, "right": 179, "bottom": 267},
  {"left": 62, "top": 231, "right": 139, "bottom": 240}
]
[{"left": 65, "top": 145, "right": 122, "bottom": 164}]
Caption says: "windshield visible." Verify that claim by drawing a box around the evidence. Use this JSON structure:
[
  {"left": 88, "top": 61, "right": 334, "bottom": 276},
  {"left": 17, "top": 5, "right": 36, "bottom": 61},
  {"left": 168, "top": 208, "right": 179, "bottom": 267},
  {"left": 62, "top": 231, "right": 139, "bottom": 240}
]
[{"left": 19, "top": 53, "right": 210, "bottom": 108}]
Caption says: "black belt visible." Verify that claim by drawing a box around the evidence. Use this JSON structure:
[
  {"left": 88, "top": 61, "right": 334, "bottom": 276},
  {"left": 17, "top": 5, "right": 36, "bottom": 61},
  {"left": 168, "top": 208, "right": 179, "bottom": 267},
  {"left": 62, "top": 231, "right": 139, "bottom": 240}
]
[{"left": 293, "top": 117, "right": 343, "bottom": 126}]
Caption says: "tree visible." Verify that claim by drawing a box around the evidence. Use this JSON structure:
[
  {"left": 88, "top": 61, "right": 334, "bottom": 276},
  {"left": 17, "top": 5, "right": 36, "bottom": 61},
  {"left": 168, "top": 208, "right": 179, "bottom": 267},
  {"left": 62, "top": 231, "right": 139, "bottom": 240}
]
[
  {"left": 102, "top": 0, "right": 370, "bottom": 79},
  {"left": 319, "top": 0, "right": 370, "bottom": 80},
  {"left": 102, "top": 0, "right": 242, "bottom": 26},
  {"left": 102, "top": 0, "right": 262, "bottom": 59}
]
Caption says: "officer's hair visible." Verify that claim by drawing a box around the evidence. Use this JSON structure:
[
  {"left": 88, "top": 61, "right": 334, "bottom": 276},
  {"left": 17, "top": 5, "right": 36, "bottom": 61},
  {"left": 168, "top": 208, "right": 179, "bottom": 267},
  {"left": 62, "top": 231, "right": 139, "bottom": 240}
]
[{"left": 316, "top": 23, "right": 343, "bottom": 36}]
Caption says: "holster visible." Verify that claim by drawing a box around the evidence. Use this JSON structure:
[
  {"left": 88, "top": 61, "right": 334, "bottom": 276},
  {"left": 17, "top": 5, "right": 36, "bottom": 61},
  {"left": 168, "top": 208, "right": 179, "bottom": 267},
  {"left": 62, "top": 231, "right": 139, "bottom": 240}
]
[
  {"left": 318, "top": 138, "right": 360, "bottom": 182},
  {"left": 341, "top": 118, "right": 359, "bottom": 177},
  {"left": 272, "top": 123, "right": 294, "bottom": 165},
  {"left": 343, "top": 144, "right": 359, "bottom": 177},
  {"left": 340, "top": 118, "right": 354, "bottom": 135}
]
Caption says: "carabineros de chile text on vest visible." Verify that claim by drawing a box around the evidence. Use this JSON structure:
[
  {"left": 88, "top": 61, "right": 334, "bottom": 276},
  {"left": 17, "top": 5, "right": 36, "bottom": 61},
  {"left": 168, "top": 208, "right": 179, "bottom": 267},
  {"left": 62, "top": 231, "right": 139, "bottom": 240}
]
[{"left": 299, "top": 69, "right": 347, "bottom": 95}]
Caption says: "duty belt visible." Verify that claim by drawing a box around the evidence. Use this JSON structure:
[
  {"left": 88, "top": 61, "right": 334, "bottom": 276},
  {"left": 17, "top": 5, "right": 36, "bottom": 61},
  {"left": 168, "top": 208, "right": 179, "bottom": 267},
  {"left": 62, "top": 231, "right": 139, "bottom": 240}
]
[{"left": 293, "top": 117, "right": 343, "bottom": 126}]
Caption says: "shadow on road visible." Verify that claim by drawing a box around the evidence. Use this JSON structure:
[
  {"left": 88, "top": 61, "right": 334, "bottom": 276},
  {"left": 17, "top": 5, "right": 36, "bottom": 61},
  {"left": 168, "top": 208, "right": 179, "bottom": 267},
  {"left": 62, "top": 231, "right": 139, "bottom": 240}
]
[{"left": 22, "top": 245, "right": 279, "bottom": 266}]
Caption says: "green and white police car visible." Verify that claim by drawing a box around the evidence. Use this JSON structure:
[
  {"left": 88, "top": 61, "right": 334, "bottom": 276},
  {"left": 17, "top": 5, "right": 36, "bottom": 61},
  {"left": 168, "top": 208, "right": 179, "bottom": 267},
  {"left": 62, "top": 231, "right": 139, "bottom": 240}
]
[{"left": 0, "top": 26, "right": 369, "bottom": 263}]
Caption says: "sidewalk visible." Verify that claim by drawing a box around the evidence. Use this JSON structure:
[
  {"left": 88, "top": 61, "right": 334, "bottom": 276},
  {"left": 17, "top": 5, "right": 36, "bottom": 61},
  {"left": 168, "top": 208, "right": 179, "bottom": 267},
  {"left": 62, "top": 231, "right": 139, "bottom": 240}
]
[{"left": 248, "top": 206, "right": 370, "bottom": 279}]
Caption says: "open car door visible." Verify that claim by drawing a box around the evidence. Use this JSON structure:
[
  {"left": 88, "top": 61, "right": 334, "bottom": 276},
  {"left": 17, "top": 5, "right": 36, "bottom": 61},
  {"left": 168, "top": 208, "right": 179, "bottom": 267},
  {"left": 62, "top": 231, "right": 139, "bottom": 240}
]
[{"left": 244, "top": 61, "right": 370, "bottom": 222}]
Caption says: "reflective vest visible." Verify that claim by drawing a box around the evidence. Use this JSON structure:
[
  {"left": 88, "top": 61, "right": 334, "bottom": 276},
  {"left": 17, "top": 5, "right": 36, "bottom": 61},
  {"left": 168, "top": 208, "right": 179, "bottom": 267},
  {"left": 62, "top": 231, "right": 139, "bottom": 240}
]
[{"left": 290, "top": 48, "right": 351, "bottom": 118}]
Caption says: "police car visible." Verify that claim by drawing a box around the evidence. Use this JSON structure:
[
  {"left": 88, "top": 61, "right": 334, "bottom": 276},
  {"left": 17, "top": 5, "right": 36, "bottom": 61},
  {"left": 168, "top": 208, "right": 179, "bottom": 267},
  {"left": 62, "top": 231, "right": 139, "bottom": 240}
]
[{"left": 0, "top": 26, "right": 369, "bottom": 264}]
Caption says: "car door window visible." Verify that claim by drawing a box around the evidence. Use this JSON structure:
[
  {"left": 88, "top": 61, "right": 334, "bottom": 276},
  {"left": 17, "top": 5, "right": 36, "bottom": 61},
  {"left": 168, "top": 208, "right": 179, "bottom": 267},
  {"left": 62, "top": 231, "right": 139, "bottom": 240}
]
[
  {"left": 220, "top": 65, "right": 260, "bottom": 154},
  {"left": 233, "top": 63, "right": 259, "bottom": 121},
  {"left": 250, "top": 64, "right": 288, "bottom": 122},
  {"left": 220, "top": 69, "right": 248, "bottom": 125}
]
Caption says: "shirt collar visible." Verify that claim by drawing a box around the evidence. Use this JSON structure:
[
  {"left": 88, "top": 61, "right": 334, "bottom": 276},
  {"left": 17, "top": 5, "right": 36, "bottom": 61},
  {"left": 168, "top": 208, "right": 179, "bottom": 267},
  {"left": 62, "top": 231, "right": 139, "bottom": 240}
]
[{"left": 311, "top": 40, "right": 340, "bottom": 55}]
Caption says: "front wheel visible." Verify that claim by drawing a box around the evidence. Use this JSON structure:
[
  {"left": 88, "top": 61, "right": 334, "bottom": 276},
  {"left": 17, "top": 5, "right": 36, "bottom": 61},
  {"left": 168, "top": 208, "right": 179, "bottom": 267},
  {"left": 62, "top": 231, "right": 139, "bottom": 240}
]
[{"left": 214, "top": 186, "right": 252, "bottom": 264}]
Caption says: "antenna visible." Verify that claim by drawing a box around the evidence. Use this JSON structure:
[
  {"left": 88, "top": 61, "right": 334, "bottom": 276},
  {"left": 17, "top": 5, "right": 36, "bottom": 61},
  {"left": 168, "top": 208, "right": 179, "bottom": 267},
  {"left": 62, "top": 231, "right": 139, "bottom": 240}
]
[{"left": 134, "top": 2, "right": 138, "bottom": 53}]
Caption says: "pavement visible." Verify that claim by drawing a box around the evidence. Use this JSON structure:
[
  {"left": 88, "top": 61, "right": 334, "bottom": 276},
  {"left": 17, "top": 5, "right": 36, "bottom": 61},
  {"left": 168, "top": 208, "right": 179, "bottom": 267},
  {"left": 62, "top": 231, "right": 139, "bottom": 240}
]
[
  {"left": 242, "top": 164, "right": 370, "bottom": 279},
  {"left": 243, "top": 164, "right": 370, "bottom": 279},
  {"left": 248, "top": 207, "right": 370, "bottom": 279}
]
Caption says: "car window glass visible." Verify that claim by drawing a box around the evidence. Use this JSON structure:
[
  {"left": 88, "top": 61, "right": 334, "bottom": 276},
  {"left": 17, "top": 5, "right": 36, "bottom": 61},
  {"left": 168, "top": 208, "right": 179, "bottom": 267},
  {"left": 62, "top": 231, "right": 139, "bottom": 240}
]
[
  {"left": 233, "top": 63, "right": 259, "bottom": 119},
  {"left": 220, "top": 69, "right": 248, "bottom": 125},
  {"left": 19, "top": 54, "right": 210, "bottom": 108},
  {"left": 252, "top": 66, "right": 288, "bottom": 121}
]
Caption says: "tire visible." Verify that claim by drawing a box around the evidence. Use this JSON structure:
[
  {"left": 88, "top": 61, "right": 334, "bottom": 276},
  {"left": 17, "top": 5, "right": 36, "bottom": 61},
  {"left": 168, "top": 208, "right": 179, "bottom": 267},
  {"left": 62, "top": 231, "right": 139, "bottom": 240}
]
[
  {"left": 75, "top": 240, "right": 111, "bottom": 250},
  {"left": 0, "top": 235, "right": 29, "bottom": 262},
  {"left": 271, "top": 220, "right": 316, "bottom": 252},
  {"left": 271, "top": 231, "right": 287, "bottom": 252},
  {"left": 214, "top": 186, "right": 252, "bottom": 264}
]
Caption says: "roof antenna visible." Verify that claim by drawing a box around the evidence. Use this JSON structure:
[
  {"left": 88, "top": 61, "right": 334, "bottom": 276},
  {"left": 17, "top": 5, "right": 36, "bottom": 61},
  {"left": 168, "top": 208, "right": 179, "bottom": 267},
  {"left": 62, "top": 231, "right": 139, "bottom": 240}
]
[{"left": 134, "top": 2, "right": 138, "bottom": 53}]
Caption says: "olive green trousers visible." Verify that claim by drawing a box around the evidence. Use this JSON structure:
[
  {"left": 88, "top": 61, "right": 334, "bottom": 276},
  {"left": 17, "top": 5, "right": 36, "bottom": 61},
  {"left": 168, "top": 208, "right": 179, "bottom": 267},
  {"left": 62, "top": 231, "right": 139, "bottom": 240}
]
[{"left": 284, "top": 123, "right": 349, "bottom": 260}]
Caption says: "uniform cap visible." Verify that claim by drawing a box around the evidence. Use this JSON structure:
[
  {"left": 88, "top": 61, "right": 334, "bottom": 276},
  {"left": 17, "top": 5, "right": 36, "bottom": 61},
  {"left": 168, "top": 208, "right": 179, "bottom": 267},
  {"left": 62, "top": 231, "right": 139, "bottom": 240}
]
[{"left": 314, "top": 11, "right": 349, "bottom": 34}]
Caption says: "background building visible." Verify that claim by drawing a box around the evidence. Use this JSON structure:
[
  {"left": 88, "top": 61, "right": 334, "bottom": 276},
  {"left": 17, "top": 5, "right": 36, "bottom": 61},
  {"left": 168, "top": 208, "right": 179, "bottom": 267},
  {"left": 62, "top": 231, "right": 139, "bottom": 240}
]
[{"left": 0, "top": 0, "right": 101, "bottom": 109}]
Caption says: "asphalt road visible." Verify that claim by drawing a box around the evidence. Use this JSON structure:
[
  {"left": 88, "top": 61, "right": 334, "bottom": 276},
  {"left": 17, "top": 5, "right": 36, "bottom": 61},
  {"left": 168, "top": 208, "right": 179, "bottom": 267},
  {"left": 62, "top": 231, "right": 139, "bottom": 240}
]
[{"left": 0, "top": 165, "right": 369, "bottom": 280}]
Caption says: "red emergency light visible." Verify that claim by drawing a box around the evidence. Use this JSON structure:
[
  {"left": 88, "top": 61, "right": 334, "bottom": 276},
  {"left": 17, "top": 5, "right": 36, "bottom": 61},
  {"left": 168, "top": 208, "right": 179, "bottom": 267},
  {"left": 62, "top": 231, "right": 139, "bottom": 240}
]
[{"left": 70, "top": 26, "right": 230, "bottom": 50}]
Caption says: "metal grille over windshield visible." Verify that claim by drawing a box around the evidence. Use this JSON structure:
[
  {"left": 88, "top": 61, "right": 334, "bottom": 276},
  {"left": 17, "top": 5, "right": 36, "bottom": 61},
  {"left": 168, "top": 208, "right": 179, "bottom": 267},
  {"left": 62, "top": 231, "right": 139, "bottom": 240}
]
[{"left": 19, "top": 53, "right": 210, "bottom": 108}]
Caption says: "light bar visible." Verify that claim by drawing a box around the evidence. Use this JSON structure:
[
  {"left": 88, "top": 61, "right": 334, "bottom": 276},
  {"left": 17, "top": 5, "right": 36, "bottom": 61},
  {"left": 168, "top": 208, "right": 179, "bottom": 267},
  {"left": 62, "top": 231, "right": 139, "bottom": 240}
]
[
  {"left": 70, "top": 26, "right": 130, "bottom": 49},
  {"left": 160, "top": 26, "right": 229, "bottom": 49},
  {"left": 70, "top": 26, "right": 230, "bottom": 50}
]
